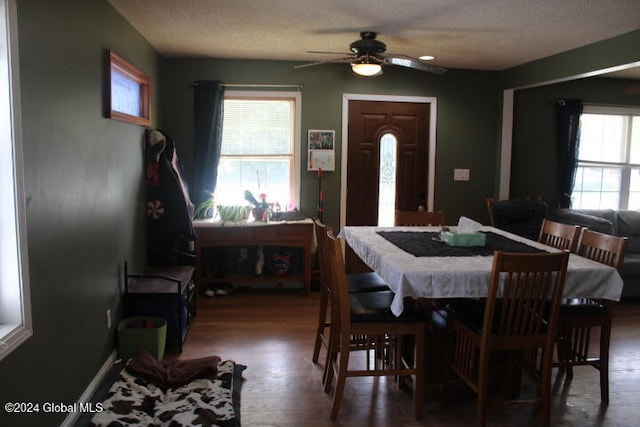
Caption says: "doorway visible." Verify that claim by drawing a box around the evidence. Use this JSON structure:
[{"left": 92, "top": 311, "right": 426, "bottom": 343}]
[{"left": 340, "top": 94, "right": 437, "bottom": 271}]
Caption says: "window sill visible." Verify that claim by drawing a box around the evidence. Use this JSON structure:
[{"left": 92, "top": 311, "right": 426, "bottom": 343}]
[{"left": 0, "top": 323, "right": 32, "bottom": 362}]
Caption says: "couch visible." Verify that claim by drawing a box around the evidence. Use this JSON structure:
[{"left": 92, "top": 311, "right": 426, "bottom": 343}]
[{"left": 546, "top": 208, "right": 640, "bottom": 299}]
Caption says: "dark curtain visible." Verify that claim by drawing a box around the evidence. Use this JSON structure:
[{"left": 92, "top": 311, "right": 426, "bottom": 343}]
[
  {"left": 193, "top": 80, "right": 225, "bottom": 205},
  {"left": 556, "top": 99, "right": 583, "bottom": 208}
]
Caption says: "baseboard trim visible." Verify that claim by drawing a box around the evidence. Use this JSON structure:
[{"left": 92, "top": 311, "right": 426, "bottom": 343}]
[{"left": 59, "top": 350, "right": 118, "bottom": 427}]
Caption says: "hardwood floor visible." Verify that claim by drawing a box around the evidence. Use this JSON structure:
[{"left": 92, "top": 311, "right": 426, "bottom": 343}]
[{"left": 166, "top": 290, "right": 640, "bottom": 427}]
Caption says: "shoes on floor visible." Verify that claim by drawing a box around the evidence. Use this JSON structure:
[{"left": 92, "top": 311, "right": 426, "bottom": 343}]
[
  {"left": 203, "top": 282, "right": 234, "bottom": 297},
  {"left": 214, "top": 283, "right": 234, "bottom": 296}
]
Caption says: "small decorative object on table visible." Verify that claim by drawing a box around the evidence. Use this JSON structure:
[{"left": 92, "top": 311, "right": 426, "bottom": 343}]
[
  {"left": 252, "top": 207, "right": 267, "bottom": 222},
  {"left": 244, "top": 190, "right": 271, "bottom": 222}
]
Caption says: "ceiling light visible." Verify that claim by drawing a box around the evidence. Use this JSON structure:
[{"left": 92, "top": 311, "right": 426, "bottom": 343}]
[
  {"left": 419, "top": 55, "right": 435, "bottom": 61},
  {"left": 351, "top": 61, "right": 383, "bottom": 77}
]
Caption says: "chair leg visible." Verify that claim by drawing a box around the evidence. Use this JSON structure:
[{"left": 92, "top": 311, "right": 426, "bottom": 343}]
[
  {"left": 477, "top": 351, "right": 490, "bottom": 427},
  {"left": 322, "top": 344, "right": 332, "bottom": 388},
  {"left": 539, "top": 372, "right": 552, "bottom": 427},
  {"left": 566, "top": 324, "right": 576, "bottom": 378},
  {"left": 504, "top": 353, "right": 522, "bottom": 399},
  {"left": 538, "top": 344, "right": 556, "bottom": 427},
  {"left": 323, "top": 327, "right": 338, "bottom": 390},
  {"left": 413, "top": 328, "right": 425, "bottom": 419},
  {"left": 313, "top": 286, "right": 330, "bottom": 363},
  {"left": 554, "top": 324, "right": 568, "bottom": 375},
  {"left": 599, "top": 323, "right": 612, "bottom": 404},
  {"left": 329, "top": 346, "right": 350, "bottom": 420}
]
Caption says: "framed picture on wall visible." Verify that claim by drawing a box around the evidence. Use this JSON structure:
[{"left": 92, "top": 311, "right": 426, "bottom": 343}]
[{"left": 307, "top": 129, "right": 335, "bottom": 171}]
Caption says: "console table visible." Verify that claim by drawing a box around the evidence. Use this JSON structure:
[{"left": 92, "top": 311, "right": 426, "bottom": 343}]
[{"left": 194, "top": 219, "right": 314, "bottom": 294}]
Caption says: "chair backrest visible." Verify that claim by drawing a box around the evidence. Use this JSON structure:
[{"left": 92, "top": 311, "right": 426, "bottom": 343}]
[
  {"left": 483, "top": 251, "right": 569, "bottom": 344},
  {"left": 325, "top": 229, "right": 352, "bottom": 336},
  {"left": 575, "top": 228, "right": 627, "bottom": 272},
  {"left": 395, "top": 210, "right": 445, "bottom": 226},
  {"left": 486, "top": 197, "right": 547, "bottom": 241},
  {"left": 538, "top": 218, "right": 581, "bottom": 252},
  {"left": 314, "top": 218, "right": 334, "bottom": 292}
]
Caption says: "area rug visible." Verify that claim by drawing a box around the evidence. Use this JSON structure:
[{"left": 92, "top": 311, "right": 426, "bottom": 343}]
[{"left": 87, "top": 357, "right": 246, "bottom": 427}]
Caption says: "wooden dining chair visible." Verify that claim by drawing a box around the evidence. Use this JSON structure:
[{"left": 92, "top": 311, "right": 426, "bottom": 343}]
[
  {"left": 395, "top": 209, "right": 445, "bottom": 226},
  {"left": 311, "top": 219, "right": 388, "bottom": 368},
  {"left": 445, "top": 250, "right": 570, "bottom": 427},
  {"left": 538, "top": 218, "right": 581, "bottom": 252},
  {"left": 554, "top": 228, "right": 627, "bottom": 404},
  {"left": 323, "top": 228, "right": 427, "bottom": 420}
]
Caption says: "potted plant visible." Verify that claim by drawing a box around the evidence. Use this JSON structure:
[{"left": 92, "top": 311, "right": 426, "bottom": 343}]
[
  {"left": 244, "top": 190, "right": 269, "bottom": 221},
  {"left": 194, "top": 191, "right": 216, "bottom": 219}
]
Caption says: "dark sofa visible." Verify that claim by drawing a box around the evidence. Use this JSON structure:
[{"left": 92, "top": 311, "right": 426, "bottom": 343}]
[{"left": 547, "top": 208, "right": 640, "bottom": 299}]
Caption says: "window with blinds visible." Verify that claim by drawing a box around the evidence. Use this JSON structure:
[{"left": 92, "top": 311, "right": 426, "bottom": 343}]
[
  {"left": 572, "top": 106, "right": 640, "bottom": 209},
  {"left": 216, "top": 94, "right": 298, "bottom": 209}
]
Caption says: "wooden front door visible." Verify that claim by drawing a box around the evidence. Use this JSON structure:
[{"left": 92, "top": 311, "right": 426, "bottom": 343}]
[{"left": 345, "top": 100, "right": 430, "bottom": 272}]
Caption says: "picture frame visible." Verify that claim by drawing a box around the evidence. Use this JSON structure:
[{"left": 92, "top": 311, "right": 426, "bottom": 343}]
[
  {"left": 107, "top": 50, "right": 151, "bottom": 127},
  {"left": 307, "top": 129, "right": 335, "bottom": 171}
]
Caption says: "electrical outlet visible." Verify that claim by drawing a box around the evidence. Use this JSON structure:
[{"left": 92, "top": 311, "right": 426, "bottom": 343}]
[
  {"left": 106, "top": 309, "right": 112, "bottom": 330},
  {"left": 454, "top": 168, "right": 470, "bottom": 181}
]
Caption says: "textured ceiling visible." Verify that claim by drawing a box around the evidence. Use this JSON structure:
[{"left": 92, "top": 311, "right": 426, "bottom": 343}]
[{"left": 108, "top": 0, "right": 640, "bottom": 76}]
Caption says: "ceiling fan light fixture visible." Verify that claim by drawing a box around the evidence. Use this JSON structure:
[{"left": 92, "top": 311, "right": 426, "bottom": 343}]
[
  {"left": 419, "top": 55, "right": 435, "bottom": 61},
  {"left": 351, "top": 62, "right": 382, "bottom": 77}
]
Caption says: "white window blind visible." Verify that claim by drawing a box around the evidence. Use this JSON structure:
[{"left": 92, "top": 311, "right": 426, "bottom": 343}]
[
  {"left": 222, "top": 99, "right": 292, "bottom": 155},
  {"left": 572, "top": 106, "right": 640, "bottom": 209},
  {"left": 215, "top": 93, "right": 300, "bottom": 209}
]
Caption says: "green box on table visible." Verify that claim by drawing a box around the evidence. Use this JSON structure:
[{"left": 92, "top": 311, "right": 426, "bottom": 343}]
[{"left": 441, "top": 231, "right": 486, "bottom": 247}]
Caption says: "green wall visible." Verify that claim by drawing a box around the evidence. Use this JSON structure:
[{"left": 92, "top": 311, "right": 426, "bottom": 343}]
[
  {"left": 501, "top": 29, "right": 640, "bottom": 89},
  {"left": 511, "top": 77, "right": 640, "bottom": 207},
  {"left": 0, "top": 1, "right": 637, "bottom": 426},
  {"left": 0, "top": 1, "right": 158, "bottom": 426},
  {"left": 160, "top": 58, "right": 501, "bottom": 229}
]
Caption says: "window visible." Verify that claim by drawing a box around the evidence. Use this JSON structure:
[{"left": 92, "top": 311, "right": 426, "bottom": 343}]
[
  {"left": 215, "top": 91, "right": 301, "bottom": 209},
  {"left": 377, "top": 133, "right": 397, "bottom": 226},
  {"left": 572, "top": 105, "right": 640, "bottom": 210},
  {"left": 108, "top": 50, "right": 151, "bottom": 127},
  {"left": 0, "top": 0, "right": 32, "bottom": 362}
]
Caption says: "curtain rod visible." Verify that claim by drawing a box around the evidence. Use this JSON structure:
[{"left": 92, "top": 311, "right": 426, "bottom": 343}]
[{"left": 192, "top": 82, "right": 303, "bottom": 90}]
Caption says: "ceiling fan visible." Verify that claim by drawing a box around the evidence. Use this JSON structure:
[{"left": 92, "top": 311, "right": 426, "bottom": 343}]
[{"left": 294, "top": 31, "right": 447, "bottom": 77}]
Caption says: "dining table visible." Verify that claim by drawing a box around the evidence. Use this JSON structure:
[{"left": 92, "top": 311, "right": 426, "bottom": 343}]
[{"left": 339, "top": 225, "right": 625, "bottom": 316}]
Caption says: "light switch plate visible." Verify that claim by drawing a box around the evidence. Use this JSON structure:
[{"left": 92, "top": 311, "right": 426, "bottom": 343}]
[{"left": 454, "top": 168, "right": 470, "bottom": 181}]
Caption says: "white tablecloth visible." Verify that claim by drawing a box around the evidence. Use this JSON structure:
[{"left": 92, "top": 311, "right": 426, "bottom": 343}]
[{"left": 339, "top": 226, "right": 624, "bottom": 316}]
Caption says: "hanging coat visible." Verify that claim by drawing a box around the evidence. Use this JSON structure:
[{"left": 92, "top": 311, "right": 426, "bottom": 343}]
[{"left": 145, "top": 129, "right": 195, "bottom": 264}]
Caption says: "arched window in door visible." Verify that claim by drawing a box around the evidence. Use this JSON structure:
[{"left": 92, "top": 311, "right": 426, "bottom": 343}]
[{"left": 378, "top": 133, "right": 397, "bottom": 226}]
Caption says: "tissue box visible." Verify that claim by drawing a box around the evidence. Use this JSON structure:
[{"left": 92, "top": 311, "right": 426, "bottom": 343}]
[{"left": 441, "top": 231, "right": 486, "bottom": 247}]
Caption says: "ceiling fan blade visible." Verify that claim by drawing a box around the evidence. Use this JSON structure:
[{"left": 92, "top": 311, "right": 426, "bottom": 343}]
[
  {"left": 386, "top": 54, "right": 447, "bottom": 75},
  {"left": 307, "top": 50, "right": 354, "bottom": 55},
  {"left": 294, "top": 56, "right": 353, "bottom": 69}
]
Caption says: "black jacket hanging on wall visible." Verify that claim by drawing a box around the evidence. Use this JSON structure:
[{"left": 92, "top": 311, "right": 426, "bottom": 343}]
[{"left": 145, "top": 129, "right": 195, "bottom": 265}]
